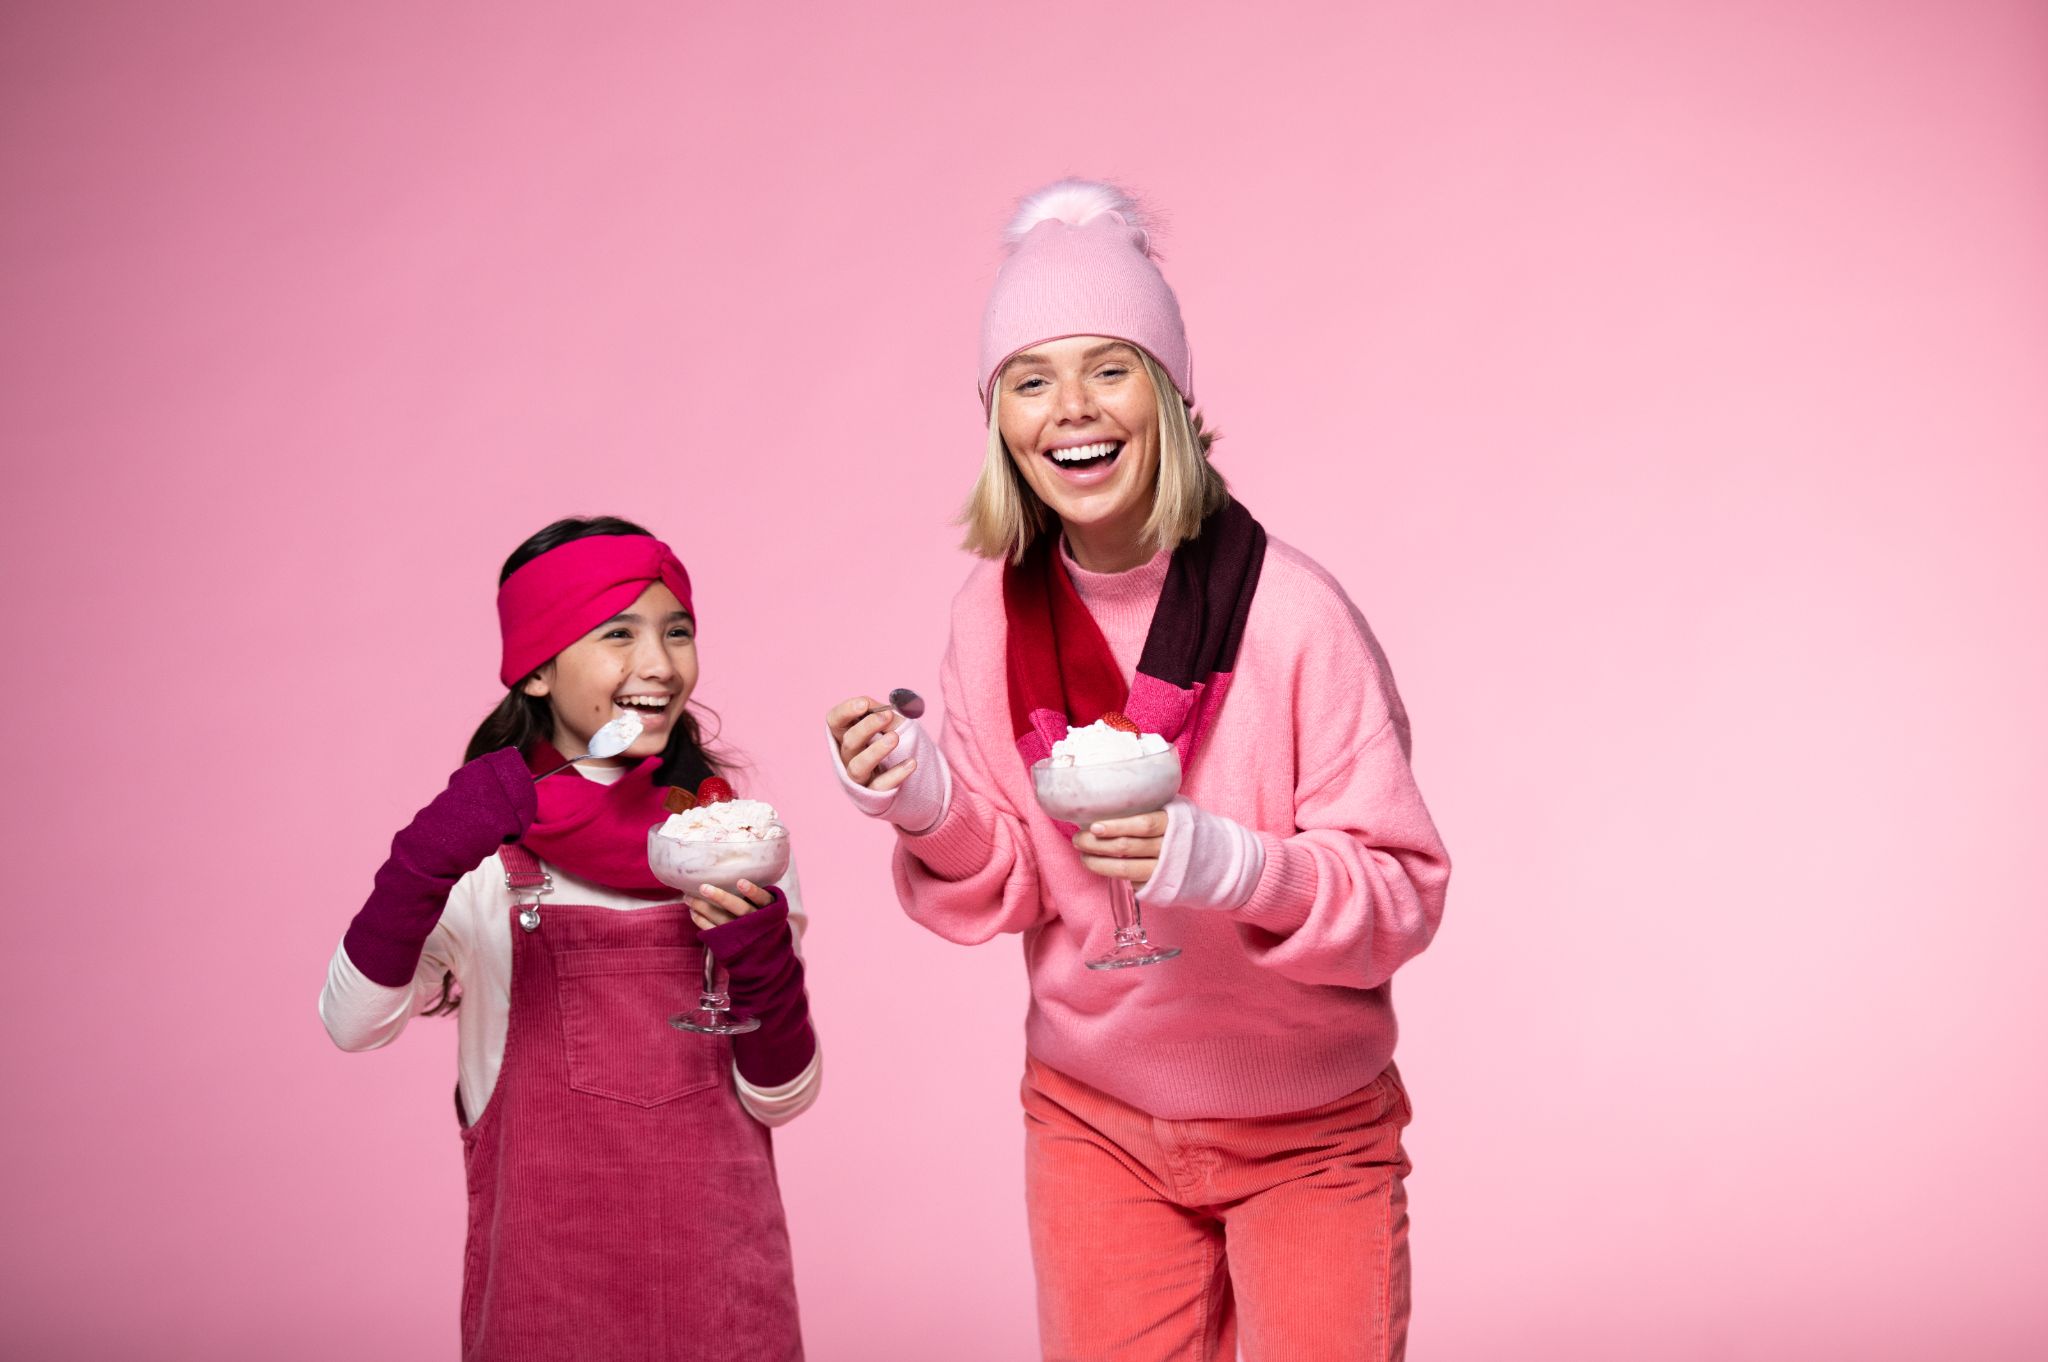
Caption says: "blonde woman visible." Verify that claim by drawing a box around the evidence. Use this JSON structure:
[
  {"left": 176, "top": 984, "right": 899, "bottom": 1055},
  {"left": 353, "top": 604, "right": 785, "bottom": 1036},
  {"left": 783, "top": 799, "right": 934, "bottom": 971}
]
[{"left": 829, "top": 181, "right": 1449, "bottom": 1362}]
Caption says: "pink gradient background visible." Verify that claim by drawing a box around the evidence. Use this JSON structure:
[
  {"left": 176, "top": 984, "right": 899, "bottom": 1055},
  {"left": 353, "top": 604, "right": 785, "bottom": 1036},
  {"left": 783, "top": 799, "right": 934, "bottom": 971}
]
[{"left": 3, "top": 2, "right": 2044, "bottom": 1357}]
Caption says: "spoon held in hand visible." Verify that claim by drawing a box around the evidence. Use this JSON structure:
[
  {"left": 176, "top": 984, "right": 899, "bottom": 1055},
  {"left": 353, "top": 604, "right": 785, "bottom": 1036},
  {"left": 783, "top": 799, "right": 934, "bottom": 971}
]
[
  {"left": 864, "top": 687, "right": 926, "bottom": 722},
  {"left": 531, "top": 710, "right": 645, "bottom": 781}
]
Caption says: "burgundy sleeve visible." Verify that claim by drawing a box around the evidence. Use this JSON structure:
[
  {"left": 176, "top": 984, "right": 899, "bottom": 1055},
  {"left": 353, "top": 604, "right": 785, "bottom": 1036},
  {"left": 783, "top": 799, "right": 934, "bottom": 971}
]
[
  {"left": 342, "top": 748, "right": 538, "bottom": 987},
  {"left": 699, "top": 890, "right": 817, "bottom": 1089}
]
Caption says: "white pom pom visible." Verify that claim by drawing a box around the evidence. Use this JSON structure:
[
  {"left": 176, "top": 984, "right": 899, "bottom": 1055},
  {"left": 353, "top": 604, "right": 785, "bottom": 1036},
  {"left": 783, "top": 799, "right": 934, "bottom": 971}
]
[{"left": 1003, "top": 178, "right": 1154, "bottom": 250}]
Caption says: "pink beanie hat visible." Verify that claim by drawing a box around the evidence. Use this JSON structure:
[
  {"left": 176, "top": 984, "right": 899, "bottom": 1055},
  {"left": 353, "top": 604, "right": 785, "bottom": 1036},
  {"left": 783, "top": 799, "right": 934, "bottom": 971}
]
[{"left": 978, "top": 179, "right": 1192, "bottom": 409}]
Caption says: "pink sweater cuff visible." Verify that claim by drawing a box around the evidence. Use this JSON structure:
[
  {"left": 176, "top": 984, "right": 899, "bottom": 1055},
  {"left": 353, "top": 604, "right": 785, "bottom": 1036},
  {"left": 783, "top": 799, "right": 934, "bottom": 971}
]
[
  {"left": 828, "top": 717, "right": 950, "bottom": 835},
  {"left": 1232, "top": 834, "right": 1319, "bottom": 936},
  {"left": 1137, "top": 796, "right": 1266, "bottom": 912},
  {"left": 896, "top": 792, "right": 998, "bottom": 881}
]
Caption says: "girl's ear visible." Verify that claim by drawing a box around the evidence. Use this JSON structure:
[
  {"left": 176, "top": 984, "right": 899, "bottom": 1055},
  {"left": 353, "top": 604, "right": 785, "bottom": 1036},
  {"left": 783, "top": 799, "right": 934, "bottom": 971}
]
[{"left": 520, "top": 665, "right": 552, "bottom": 700}]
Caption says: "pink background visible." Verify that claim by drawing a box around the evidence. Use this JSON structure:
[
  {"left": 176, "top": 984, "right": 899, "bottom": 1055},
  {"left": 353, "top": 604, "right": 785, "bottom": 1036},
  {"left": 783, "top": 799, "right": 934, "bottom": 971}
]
[{"left": 3, "top": 2, "right": 2044, "bottom": 1357}]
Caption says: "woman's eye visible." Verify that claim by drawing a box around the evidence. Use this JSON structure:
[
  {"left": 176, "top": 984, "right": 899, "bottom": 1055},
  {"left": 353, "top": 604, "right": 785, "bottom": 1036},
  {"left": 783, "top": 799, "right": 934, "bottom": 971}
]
[
  {"left": 604, "top": 628, "right": 633, "bottom": 640},
  {"left": 669, "top": 628, "right": 694, "bottom": 641},
  {"left": 1096, "top": 367, "right": 1127, "bottom": 379},
  {"left": 1014, "top": 376, "right": 1046, "bottom": 393}
]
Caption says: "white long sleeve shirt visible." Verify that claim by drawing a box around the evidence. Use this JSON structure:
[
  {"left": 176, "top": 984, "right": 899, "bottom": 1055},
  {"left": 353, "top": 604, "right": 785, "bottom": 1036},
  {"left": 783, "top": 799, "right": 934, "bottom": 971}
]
[{"left": 320, "top": 770, "right": 821, "bottom": 1128}]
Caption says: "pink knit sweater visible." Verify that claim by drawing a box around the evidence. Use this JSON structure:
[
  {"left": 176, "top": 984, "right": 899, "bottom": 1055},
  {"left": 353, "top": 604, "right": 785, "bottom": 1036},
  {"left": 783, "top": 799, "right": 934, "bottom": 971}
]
[{"left": 893, "top": 537, "right": 1450, "bottom": 1119}]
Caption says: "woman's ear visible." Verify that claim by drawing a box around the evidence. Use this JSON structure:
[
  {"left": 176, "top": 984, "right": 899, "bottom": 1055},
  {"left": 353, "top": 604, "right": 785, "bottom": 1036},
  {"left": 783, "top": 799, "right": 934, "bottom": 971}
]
[{"left": 520, "top": 665, "right": 552, "bottom": 700}]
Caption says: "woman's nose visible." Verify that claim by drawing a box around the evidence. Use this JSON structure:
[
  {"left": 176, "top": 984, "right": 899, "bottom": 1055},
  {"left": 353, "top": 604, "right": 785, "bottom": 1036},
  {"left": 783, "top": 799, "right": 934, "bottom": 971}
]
[{"left": 1056, "top": 379, "right": 1096, "bottom": 422}]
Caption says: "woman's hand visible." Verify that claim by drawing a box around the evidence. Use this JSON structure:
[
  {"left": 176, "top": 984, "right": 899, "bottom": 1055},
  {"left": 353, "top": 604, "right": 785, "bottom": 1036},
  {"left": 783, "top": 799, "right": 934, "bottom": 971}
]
[
  {"left": 827, "top": 695, "right": 919, "bottom": 792},
  {"left": 1073, "top": 811, "right": 1168, "bottom": 885},
  {"left": 687, "top": 878, "right": 776, "bottom": 932}
]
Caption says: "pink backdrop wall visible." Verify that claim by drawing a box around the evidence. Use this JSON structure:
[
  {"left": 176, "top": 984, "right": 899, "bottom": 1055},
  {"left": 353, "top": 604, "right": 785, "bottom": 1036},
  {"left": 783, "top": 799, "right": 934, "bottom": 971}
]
[{"left": 3, "top": 2, "right": 2044, "bottom": 1357}]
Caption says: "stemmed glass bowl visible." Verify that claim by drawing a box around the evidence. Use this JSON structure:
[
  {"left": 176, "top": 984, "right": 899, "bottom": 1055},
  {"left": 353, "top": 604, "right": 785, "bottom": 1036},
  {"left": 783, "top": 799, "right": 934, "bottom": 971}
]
[
  {"left": 648, "top": 828, "right": 792, "bottom": 1034},
  {"left": 1031, "top": 747, "right": 1183, "bottom": 970}
]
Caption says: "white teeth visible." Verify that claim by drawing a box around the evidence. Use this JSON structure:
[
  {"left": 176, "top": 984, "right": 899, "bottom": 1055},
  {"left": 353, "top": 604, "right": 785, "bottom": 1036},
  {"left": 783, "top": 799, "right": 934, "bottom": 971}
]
[
  {"left": 1050, "top": 441, "right": 1120, "bottom": 464},
  {"left": 616, "top": 696, "right": 669, "bottom": 709}
]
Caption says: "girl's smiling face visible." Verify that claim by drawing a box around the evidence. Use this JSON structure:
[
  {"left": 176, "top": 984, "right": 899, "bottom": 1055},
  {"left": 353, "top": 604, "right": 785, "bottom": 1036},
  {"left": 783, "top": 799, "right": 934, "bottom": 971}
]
[
  {"left": 522, "top": 582, "right": 696, "bottom": 764},
  {"left": 997, "top": 336, "right": 1160, "bottom": 568}
]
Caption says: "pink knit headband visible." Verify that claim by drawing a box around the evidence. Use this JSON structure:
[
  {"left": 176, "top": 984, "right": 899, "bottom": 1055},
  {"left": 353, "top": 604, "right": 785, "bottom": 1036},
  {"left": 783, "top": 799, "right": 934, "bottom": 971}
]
[{"left": 496, "top": 534, "right": 694, "bottom": 687}]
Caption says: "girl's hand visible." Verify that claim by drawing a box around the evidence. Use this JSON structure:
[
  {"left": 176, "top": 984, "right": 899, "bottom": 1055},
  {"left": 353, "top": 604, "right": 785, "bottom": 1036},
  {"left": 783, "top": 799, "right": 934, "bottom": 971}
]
[
  {"left": 827, "top": 695, "right": 919, "bottom": 792},
  {"left": 342, "top": 747, "right": 542, "bottom": 990},
  {"left": 1073, "top": 811, "right": 1168, "bottom": 885},
  {"left": 687, "top": 878, "right": 776, "bottom": 931}
]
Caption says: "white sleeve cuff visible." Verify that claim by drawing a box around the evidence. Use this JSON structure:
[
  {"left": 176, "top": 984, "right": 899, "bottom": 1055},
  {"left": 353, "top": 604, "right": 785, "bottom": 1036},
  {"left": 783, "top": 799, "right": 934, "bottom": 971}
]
[
  {"left": 827, "top": 715, "right": 951, "bottom": 836},
  {"left": 319, "top": 938, "right": 423, "bottom": 1052},
  {"left": 1136, "top": 795, "right": 1266, "bottom": 912},
  {"left": 736, "top": 1045, "right": 822, "bottom": 1128}
]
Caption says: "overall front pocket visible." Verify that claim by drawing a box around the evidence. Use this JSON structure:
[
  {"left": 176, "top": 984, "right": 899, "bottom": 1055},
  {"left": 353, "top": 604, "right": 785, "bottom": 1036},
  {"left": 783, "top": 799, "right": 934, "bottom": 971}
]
[{"left": 555, "top": 945, "right": 723, "bottom": 1107}]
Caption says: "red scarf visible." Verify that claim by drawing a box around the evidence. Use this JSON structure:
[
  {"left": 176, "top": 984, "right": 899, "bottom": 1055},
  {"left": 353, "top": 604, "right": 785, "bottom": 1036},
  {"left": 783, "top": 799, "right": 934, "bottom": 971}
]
[
  {"left": 519, "top": 739, "right": 676, "bottom": 897},
  {"left": 1003, "top": 498, "right": 1266, "bottom": 771}
]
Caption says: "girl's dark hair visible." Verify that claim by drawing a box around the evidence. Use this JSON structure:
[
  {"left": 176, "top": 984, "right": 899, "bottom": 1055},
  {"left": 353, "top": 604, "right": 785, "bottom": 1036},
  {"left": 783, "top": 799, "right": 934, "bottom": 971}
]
[{"left": 430, "top": 516, "right": 734, "bottom": 1018}]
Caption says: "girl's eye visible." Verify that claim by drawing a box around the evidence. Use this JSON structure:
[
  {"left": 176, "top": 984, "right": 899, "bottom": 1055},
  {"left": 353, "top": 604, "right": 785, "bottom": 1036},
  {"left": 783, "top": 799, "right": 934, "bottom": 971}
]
[
  {"left": 604, "top": 628, "right": 633, "bottom": 640},
  {"left": 1013, "top": 376, "right": 1047, "bottom": 394},
  {"left": 1096, "top": 366, "right": 1127, "bottom": 380},
  {"left": 669, "top": 628, "right": 694, "bottom": 641}
]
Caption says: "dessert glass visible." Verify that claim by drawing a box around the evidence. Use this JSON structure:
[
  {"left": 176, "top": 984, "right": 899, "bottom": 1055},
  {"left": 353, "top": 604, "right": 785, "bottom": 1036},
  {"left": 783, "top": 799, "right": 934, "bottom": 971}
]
[
  {"left": 647, "top": 828, "right": 792, "bottom": 1034},
  {"left": 1031, "top": 747, "right": 1184, "bottom": 970}
]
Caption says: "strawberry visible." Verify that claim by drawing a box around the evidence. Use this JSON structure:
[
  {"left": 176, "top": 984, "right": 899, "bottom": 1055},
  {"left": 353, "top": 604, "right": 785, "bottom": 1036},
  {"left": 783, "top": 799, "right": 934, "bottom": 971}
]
[
  {"left": 662, "top": 786, "right": 697, "bottom": 815},
  {"left": 695, "top": 776, "right": 735, "bottom": 806},
  {"left": 1100, "top": 711, "right": 1140, "bottom": 734}
]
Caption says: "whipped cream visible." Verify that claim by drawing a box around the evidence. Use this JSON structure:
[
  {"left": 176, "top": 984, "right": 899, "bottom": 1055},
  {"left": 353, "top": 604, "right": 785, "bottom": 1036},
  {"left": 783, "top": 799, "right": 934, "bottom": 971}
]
[
  {"left": 1033, "top": 723, "right": 1181, "bottom": 823},
  {"left": 655, "top": 798, "right": 788, "bottom": 843},
  {"left": 588, "top": 710, "right": 643, "bottom": 757},
  {"left": 1049, "top": 719, "right": 1170, "bottom": 766}
]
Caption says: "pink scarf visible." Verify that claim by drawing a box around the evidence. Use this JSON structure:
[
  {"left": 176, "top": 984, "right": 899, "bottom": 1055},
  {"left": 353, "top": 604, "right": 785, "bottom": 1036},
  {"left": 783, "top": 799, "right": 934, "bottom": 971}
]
[
  {"left": 520, "top": 739, "right": 675, "bottom": 898},
  {"left": 1003, "top": 498, "right": 1266, "bottom": 771}
]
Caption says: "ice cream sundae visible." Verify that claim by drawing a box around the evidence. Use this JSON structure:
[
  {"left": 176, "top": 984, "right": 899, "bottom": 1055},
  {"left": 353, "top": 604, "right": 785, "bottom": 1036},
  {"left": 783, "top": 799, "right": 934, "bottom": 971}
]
[
  {"left": 1030, "top": 712, "right": 1183, "bottom": 969},
  {"left": 649, "top": 777, "right": 793, "bottom": 1035},
  {"left": 649, "top": 792, "right": 791, "bottom": 894},
  {"left": 1032, "top": 717, "right": 1182, "bottom": 825}
]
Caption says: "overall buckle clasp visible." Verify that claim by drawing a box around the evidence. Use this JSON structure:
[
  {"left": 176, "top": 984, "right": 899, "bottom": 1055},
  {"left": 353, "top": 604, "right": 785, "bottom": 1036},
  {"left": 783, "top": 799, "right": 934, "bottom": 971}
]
[{"left": 505, "top": 866, "right": 554, "bottom": 932}]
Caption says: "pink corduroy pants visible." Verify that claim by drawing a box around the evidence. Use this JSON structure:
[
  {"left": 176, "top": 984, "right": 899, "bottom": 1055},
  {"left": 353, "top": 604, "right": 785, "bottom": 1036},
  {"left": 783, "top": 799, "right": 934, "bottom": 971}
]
[{"left": 1022, "top": 1055, "right": 1413, "bottom": 1362}]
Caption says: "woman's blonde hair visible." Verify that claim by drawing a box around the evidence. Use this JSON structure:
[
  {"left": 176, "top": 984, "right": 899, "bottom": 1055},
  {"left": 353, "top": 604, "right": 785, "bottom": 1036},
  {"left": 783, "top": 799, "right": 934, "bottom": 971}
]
[{"left": 959, "top": 348, "right": 1227, "bottom": 563}]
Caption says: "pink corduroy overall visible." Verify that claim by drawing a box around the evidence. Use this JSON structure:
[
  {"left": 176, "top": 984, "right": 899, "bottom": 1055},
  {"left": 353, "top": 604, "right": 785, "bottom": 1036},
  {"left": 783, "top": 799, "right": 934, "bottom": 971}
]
[{"left": 456, "top": 846, "right": 803, "bottom": 1362}]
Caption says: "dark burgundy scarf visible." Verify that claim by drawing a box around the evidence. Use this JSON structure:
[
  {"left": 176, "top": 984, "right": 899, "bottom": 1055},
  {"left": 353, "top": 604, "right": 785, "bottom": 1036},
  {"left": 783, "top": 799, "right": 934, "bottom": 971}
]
[
  {"left": 1003, "top": 498, "right": 1266, "bottom": 770},
  {"left": 519, "top": 738, "right": 676, "bottom": 898}
]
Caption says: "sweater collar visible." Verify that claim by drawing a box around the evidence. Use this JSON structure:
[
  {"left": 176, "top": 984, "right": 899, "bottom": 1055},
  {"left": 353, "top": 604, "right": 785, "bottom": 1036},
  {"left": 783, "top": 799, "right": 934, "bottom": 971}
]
[{"left": 1059, "top": 537, "right": 1169, "bottom": 612}]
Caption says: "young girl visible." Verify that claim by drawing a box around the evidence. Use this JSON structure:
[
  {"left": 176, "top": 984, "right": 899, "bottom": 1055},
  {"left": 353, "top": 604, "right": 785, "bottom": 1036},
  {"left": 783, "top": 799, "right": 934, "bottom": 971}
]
[
  {"left": 829, "top": 181, "right": 1450, "bottom": 1362},
  {"left": 323, "top": 516, "right": 815, "bottom": 1362}
]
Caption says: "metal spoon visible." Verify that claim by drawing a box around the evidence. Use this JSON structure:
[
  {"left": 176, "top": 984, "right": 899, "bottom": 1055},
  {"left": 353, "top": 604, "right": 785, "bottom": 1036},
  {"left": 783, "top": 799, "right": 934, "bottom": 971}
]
[
  {"left": 531, "top": 710, "right": 645, "bottom": 781},
  {"left": 865, "top": 687, "right": 926, "bottom": 721}
]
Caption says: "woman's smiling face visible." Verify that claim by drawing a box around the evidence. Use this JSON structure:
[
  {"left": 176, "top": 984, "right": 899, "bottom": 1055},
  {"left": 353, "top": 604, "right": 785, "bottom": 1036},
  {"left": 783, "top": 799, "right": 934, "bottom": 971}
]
[
  {"left": 522, "top": 582, "right": 697, "bottom": 764},
  {"left": 997, "top": 336, "right": 1160, "bottom": 564}
]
